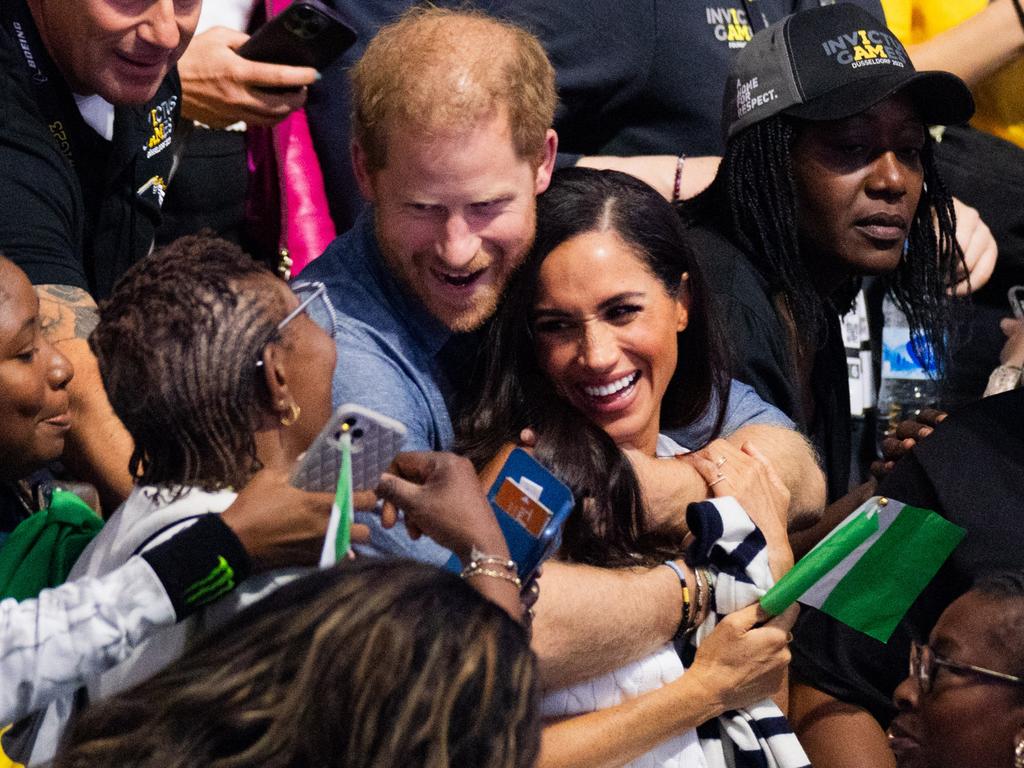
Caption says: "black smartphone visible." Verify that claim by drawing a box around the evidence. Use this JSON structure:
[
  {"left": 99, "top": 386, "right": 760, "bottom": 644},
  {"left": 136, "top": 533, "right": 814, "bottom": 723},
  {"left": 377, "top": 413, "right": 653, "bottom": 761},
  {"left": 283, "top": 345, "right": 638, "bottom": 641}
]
[{"left": 238, "top": 1, "right": 357, "bottom": 71}]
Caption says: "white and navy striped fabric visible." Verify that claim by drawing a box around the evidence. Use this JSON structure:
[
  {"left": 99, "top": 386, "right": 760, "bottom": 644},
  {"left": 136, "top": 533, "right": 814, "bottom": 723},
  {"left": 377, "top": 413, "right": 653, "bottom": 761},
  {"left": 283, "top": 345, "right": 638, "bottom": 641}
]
[{"left": 681, "top": 497, "right": 811, "bottom": 768}]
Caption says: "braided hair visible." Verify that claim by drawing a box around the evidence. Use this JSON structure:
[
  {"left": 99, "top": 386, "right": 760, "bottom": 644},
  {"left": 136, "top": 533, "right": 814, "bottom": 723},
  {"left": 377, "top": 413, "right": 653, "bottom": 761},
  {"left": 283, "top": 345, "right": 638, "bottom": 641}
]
[
  {"left": 90, "top": 236, "right": 285, "bottom": 491},
  {"left": 689, "top": 114, "right": 962, "bottom": 366}
]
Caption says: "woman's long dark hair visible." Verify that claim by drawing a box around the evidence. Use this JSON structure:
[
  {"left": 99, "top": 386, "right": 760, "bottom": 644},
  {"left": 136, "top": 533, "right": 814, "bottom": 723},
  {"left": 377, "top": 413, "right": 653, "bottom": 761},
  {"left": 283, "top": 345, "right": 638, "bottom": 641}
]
[
  {"left": 457, "top": 168, "right": 729, "bottom": 567},
  {"left": 687, "top": 113, "right": 961, "bottom": 367}
]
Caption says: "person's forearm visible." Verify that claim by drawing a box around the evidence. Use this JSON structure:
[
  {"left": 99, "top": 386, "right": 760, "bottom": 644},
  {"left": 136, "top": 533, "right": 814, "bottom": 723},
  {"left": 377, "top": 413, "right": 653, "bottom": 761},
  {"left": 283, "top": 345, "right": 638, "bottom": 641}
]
[
  {"left": 38, "top": 285, "right": 134, "bottom": 511},
  {"left": 904, "top": 0, "right": 1024, "bottom": 87},
  {"left": 456, "top": 530, "right": 524, "bottom": 623},
  {"left": 531, "top": 561, "right": 679, "bottom": 689},
  {"left": 0, "top": 516, "right": 252, "bottom": 722},
  {"left": 789, "top": 681, "right": 896, "bottom": 768},
  {"left": 59, "top": 338, "right": 135, "bottom": 510},
  {"left": 726, "top": 424, "right": 825, "bottom": 530},
  {"left": 575, "top": 155, "right": 720, "bottom": 201},
  {"left": 0, "top": 557, "right": 171, "bottom": 722},
  {"left": 627, "top": 451, "right": 708, "bottom": 531},
  {"left": 790, "top": 479, "right": 876, "bottom": 561},
  {"left": 538, "top": 672, "right": 721, "bottom": 768}
]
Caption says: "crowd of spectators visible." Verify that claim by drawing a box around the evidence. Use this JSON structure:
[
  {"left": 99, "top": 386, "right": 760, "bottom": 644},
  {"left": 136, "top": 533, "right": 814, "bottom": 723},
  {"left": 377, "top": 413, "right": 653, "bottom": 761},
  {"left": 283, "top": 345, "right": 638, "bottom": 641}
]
[{"left": 1, "top": 0, "right": 1023, "bottom": 766}]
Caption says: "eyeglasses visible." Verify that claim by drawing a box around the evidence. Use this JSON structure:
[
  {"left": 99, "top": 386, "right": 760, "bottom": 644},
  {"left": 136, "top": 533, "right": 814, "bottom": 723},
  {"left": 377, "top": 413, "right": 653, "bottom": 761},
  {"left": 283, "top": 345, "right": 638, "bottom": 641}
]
[
  {"left": 909, "top": 640, "right": 1024, "bottom": 695},
  {"left": 255, "top": 281, "right": 337, "bottom": 367},
  {"left": 278, "top": 281, "right": 337, "bottom": 338}
]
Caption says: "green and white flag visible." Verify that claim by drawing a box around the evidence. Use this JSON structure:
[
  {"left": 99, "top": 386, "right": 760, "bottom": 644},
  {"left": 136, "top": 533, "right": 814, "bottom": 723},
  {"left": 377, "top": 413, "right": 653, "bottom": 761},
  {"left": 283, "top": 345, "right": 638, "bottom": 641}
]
[
  {"left": 761, "top": 496, "right": 965, "bottom": 642},
  {"left": 319, "top": 430, "right": 354, "bottom": 568}
]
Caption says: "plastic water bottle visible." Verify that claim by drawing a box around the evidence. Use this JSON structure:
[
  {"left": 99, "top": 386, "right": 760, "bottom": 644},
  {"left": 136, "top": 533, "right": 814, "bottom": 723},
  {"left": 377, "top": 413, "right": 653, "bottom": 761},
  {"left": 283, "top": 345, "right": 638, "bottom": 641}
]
[{"left": 877, "top": 294, "right": 939, "bottom": 442}]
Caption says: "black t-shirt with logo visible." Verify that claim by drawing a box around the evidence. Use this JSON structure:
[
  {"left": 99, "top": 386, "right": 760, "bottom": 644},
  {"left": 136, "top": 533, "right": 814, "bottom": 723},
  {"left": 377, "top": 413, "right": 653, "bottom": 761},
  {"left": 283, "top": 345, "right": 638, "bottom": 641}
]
[
  {"left": 309, "top": 0, "right": 885, "bottom": 232},
  {"left": 535, "top": 0, "right": 886, "bottom": 158},
  {"left": 683, "top": 217, "right": 853, "bottom": 502},
  {"left": 0, "top": 0, "right": 180, "bottom": 300}
]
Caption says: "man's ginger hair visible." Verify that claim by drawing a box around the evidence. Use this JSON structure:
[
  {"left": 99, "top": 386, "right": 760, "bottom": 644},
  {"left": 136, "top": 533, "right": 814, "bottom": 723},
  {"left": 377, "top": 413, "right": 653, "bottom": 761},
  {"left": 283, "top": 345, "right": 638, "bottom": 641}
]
[{"left": 351, "top": 7, "right": 556, "bottom": 171}]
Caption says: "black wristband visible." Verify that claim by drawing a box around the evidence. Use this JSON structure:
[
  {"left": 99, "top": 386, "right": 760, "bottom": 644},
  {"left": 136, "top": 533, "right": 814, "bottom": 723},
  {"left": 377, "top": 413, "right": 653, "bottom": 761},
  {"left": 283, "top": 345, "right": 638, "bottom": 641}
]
[{"left": 141, "top": 514, "right": 253, "bottom": 621}]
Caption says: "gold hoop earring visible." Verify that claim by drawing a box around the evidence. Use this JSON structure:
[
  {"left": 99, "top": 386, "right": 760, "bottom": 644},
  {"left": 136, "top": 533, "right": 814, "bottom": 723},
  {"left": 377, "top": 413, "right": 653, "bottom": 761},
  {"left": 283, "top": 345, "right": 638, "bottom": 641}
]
[
  {"left": 280, "top": 402, "right": 301, "bottom": 427},
  {"left": 1014, "top": 730, "right": 1024, "bottom": 768}
]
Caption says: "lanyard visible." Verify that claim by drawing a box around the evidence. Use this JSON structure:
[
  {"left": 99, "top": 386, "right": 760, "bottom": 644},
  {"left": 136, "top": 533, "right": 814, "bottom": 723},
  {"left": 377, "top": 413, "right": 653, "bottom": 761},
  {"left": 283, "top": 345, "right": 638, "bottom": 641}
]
[{"left": 0, "top": 0, "right": 83, "bottom": 167}]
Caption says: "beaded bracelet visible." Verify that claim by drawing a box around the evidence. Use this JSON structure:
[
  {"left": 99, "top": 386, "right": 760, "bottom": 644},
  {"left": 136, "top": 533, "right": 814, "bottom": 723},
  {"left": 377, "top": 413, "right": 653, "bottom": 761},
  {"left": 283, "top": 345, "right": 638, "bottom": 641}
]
[
  {"left": 461, "top": 564, "right": 523, "bottom": 589},
  {"left": 461, "top": 547, "right": 522, "bottom": 589},
  {"left": 672, "top": 153, "right": 686, "bottom": 202},
  {"left": 468, "top": 546, "right": 517, "bottom": 573},
  {"left": 663, "top": 560, "right": 693, "bottom": 640}
]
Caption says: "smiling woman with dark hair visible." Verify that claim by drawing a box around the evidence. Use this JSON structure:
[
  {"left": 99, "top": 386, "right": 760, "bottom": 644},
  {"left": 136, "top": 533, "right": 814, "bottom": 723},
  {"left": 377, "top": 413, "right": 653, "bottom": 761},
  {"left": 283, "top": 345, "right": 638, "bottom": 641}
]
[
  {"left": 459, "top": 167, "right": 802, "bottom": 768},
  {"left": 0, "top": 255, "right": 74, "bottom": 535}
]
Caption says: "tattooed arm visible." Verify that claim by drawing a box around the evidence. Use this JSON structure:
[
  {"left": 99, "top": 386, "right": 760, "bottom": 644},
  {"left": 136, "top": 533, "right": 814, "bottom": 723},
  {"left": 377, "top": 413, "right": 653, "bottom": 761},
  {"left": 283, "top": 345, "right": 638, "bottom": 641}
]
[{"left": 38, "top": 285, "right": 133, "bottom": 513}]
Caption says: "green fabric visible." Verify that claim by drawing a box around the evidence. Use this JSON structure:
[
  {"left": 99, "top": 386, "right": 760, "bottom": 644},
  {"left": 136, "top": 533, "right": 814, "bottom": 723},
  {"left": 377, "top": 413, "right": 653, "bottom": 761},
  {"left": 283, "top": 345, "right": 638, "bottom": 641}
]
[
  {"left": 334, "top": 430, "right": 353, "bottom": 558},
  {"left": 0, "top": 489, "right": 103, "bottom": 600},
  {"left": 760, "top": 499, "right": 965, "bottom": 643},
  {"left": 819, "top": 505, "right": 965, "bottom": 642},
  {"left": 760, "top": 510, "right": 879, "bottom": 616}
]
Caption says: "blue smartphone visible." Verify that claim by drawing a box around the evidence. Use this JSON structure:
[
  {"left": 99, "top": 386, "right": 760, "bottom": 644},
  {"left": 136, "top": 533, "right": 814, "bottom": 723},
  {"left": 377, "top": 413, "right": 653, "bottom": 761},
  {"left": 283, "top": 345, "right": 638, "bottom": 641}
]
[{"left": 446, "top": 448, "right": 574, "bottom": 584}]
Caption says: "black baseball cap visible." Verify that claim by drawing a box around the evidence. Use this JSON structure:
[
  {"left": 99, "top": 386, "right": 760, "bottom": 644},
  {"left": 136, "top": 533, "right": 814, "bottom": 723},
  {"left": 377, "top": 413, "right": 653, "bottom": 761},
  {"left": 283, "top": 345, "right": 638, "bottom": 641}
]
[{"left": 723, "top": 3, "right": 974, "bottom": 139}]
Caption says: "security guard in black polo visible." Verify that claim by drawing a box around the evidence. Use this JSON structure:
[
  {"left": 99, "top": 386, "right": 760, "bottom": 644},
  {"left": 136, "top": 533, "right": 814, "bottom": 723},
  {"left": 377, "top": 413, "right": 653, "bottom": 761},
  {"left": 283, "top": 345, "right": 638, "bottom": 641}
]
[
  {"left": 0, "top": 0, "right": 203, "bottom": 515},
  {"left": 0, "top": 0, "right": 185, "bottom": 301}
]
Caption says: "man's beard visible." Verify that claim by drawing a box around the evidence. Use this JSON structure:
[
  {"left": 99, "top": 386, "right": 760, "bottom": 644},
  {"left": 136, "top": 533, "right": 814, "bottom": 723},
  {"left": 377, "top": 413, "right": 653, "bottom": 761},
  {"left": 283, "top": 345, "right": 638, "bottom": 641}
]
[{"left": 376, "top": 232, "right": 532, "bottom": 334}]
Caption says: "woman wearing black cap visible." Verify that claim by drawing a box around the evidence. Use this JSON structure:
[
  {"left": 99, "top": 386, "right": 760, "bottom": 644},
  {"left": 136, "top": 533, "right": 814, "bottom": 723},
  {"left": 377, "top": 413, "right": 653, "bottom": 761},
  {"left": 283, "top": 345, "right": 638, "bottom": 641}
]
[
  {"left": 682, "top": 4, "right": 975, "bottom": 766},
  {"left": 682, "top": 2, "right": 974, "bottom": 507}
]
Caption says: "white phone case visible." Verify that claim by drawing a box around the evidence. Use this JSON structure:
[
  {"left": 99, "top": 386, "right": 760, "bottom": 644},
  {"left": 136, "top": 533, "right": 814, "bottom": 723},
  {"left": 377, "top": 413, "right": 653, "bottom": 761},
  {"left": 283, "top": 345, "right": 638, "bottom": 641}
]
[{"left": 291, "top": 404, "right": 407, "bottom": 493}]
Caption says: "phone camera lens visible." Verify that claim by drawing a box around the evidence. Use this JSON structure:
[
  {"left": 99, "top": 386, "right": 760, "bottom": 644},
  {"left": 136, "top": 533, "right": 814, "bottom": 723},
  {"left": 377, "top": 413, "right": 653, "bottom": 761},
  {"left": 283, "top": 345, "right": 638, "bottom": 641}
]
[{"left": 352, "top": 428, "right": 364, "bottom": 440}]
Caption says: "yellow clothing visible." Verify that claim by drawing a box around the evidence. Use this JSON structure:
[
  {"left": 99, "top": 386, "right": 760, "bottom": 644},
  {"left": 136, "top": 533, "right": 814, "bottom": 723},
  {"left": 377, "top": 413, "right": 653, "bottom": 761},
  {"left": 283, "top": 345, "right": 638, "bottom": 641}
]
[{"left": 882, "top": 0, "right": 1024, "bottom": 148}]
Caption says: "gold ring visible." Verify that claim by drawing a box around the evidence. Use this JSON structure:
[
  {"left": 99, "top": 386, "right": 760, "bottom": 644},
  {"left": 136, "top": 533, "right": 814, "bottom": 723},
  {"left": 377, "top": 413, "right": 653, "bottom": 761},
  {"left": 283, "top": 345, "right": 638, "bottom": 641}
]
[
  {"left": 715, "top": 456, "right": 728, "bottom": 468},
  {"left": 708, "top": 475, "right": 727, "bottom": 487}
]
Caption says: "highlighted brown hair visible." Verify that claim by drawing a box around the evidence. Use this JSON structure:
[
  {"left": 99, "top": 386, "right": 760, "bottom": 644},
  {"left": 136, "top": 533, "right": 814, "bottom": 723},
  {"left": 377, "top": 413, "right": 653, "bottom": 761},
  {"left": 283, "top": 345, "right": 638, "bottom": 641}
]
[{"left": 55, "top": 560, "right": 540, "bottom": 768}]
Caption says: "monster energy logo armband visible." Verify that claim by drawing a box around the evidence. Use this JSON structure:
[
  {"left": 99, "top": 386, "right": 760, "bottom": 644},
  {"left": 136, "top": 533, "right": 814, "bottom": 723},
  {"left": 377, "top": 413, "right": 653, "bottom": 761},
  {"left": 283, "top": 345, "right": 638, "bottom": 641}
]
[{"left": 140, "top": 515, "right": 253, "bottom": 620}]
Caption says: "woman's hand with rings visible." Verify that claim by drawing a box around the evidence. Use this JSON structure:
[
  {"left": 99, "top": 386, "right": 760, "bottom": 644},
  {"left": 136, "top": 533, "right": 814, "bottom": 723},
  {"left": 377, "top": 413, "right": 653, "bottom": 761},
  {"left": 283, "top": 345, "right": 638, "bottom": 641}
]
[
  {"left": 683, "top": 439, "right": 793, "bottom": 578},
  {"left": 705, "top": 453, "right": 729, "bottom": 486}
]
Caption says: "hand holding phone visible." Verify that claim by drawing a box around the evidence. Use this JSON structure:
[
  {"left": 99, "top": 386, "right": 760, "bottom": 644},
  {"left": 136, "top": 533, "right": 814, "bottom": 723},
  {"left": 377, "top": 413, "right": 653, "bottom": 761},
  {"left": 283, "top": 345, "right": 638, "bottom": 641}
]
[
  {"left": 375, "top": 452, "right": 509, "bottom": 557},
  {"left": 238, "top": 1, "right": 357, "bottom": 71},
  {"left": 291, "top": 404, "right": 406, "bottom": 493},
  {"left": 178, "top": 26, "right": 319, "bottom": 127},
  {"left": 443, "top": 448, "right": 575, "bottom": 584}
]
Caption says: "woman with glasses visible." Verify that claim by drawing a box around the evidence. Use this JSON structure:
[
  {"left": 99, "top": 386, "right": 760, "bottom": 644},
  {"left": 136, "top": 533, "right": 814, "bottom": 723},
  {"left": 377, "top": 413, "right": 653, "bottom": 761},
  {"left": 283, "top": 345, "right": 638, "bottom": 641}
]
[
  {"left": 22, "top": 235, "right": 523, "bottom": 764},
  {"left": 888, "top": 570, "right": 1024, "bottom": 768}
]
